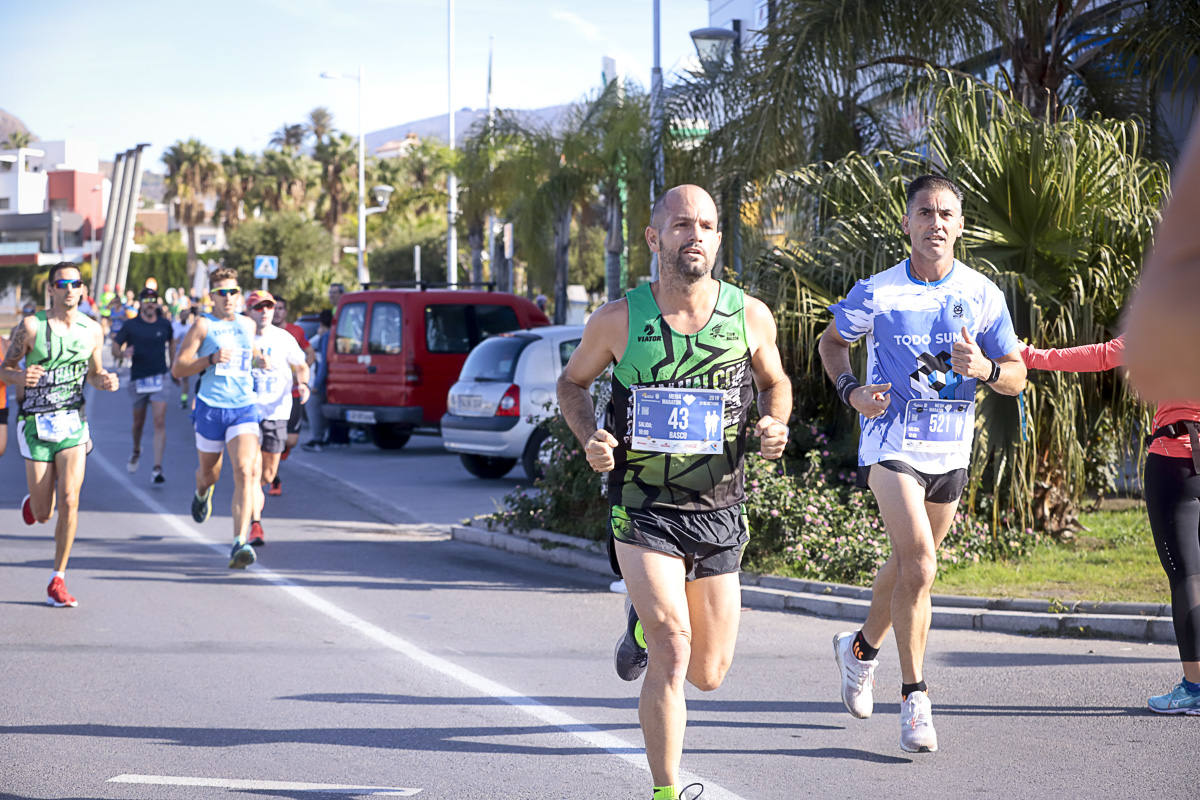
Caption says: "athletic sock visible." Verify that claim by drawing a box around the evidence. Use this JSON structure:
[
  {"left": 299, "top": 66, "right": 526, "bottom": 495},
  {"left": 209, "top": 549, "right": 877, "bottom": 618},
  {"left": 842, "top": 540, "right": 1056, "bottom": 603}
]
[
  {"left": 51, "top": 570, "right": 65, "bottom": 581},
  {"left": 852, "top": 631, "right": 879, "bottom": 661},
  {"left": 902, "top": 680, "right": 928, "bottom": 699},
  {"left": 652, "top": 786, "right": 677, "bottom": 800},
  {"left": 1182, "top": 678, "right": 1200, "bottom": 695},
  {"left": 634, "top": 619, "right": 647, "bottom": 649}
]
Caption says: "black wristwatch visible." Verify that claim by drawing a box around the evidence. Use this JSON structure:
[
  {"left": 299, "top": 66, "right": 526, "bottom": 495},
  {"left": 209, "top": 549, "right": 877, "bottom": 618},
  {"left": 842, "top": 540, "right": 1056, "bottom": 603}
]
[{"left": 985, "top": 358, "right": 1002, "bottom": 384}]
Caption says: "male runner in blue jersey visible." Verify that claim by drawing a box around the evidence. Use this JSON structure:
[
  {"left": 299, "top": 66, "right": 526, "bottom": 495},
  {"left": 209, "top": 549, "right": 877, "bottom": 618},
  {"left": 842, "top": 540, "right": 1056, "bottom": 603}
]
[
  {"left": 172, "top": 267, "right": 269, "bottom": 569},
  {"left": 818, "top": 175, "right": 1026, "bottom": 752}
]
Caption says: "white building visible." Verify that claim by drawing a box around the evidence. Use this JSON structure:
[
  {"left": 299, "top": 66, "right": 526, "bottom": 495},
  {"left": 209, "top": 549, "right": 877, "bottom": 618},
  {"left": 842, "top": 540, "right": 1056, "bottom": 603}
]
[{"left": 0, "top": 147, "right": 49, "bottom": 215}]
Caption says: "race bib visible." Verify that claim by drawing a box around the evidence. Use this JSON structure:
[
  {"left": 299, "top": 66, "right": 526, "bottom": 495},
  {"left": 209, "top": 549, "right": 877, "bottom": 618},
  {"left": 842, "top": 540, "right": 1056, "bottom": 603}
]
[
  {"left": 135, "top": 374, "right": 164, "bottom": 394},
  {"left": 215, "top": 348, "right": 251, "bottom": 377},
  {"left": 34, "top": 409, "right": 82, "bottom": 443},
  {"left": 253, "top": 372, "right": 279, "bottom": 397},
  {"left": 902, "top": 399, "right": 973, "bottom": 453},
  {"left": 631, "top": 387, "right": 725, "bottom": 455}
]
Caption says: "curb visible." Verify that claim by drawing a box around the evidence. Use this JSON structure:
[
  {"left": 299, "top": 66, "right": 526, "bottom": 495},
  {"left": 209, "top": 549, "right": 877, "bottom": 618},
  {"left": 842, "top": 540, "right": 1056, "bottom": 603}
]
[{"left": 451, "top": 522, "right": 1176, "bottom": 646}]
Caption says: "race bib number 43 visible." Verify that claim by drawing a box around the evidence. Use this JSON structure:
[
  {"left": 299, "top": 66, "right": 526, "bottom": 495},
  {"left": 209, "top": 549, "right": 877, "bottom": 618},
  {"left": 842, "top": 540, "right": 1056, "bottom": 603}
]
[
  {"left": 902, "top": 399, "right": 973, "bottom": 453},
  {"left": 631, "top": 387, "right": 725, "bottom": 455}
]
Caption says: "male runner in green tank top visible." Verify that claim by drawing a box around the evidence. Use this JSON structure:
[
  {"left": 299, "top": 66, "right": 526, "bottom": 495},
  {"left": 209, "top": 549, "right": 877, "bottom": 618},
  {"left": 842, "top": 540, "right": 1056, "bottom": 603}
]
[
  {"left": 559, "top": 185, "right": 791, "bottom": 800},
  {"left": 1, "top": 263, "right": 120, "bottom": 607}
]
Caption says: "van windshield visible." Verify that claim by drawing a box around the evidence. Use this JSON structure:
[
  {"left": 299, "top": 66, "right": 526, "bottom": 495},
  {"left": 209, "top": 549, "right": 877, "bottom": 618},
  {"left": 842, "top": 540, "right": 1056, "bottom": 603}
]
[{"left": 458, "top": 336, "right": 533, "bottom": 382}]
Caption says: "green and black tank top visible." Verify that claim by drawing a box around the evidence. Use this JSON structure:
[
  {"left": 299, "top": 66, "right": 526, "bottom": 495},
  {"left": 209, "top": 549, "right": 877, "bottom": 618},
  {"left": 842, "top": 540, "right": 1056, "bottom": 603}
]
[
  {"left": 19, "top": 311, "right": 95, "bottom": 418},
  {"left": 608, "top": 281, "right": 754, "bottom": 511}
]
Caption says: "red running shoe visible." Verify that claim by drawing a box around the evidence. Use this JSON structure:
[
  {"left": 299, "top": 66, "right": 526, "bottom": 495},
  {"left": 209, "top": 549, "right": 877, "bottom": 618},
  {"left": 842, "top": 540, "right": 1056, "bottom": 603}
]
[
  {"left": 267, "top": 476, "right": 282, "bottom": 497},
  {"left": 21, "top": 494, "right": 36, "bottom": 526},
  {"left": 248, "top": 520, "right": 265, "bottom": 547},
  {"left": 46, "top": 577, "right": 78, "bottom": 608}
]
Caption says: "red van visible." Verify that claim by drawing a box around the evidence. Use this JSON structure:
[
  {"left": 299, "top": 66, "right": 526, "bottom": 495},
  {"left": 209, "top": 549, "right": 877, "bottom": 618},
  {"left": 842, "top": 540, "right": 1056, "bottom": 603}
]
[{"left": 323, "top": 286, "right": 550, "bottom": 449}]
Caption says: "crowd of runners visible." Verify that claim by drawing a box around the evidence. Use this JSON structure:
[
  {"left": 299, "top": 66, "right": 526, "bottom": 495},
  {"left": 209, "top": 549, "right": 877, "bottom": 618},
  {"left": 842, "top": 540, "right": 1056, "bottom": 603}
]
[{"left": 2, "top": 160, "right": 1198, "bottom": 800}]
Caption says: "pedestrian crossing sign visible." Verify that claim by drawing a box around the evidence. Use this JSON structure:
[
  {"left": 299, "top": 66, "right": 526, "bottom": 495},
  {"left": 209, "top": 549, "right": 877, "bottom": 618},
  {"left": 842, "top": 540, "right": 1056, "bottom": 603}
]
[{"left": 253, "top": 255, "right": 279, "bottom": 279}]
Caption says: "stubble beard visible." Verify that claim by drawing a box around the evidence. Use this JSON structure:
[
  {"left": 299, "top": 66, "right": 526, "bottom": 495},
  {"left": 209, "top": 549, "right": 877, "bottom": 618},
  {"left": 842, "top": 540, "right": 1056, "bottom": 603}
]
[{"left": 661, "top": 243, "right": 711, "bottom": 285}]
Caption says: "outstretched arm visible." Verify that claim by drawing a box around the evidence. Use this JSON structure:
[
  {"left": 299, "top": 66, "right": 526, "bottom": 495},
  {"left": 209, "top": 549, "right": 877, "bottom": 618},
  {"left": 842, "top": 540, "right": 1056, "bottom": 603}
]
[{"left": 1021, "top": 336, "right": 1124, "bottom": 373}]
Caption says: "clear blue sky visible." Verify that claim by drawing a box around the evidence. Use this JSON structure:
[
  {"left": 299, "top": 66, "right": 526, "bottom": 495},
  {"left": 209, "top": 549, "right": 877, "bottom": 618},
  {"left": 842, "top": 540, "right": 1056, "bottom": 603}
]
[{"left": 2, "top": 0, "right": 710, "bottom": 170}]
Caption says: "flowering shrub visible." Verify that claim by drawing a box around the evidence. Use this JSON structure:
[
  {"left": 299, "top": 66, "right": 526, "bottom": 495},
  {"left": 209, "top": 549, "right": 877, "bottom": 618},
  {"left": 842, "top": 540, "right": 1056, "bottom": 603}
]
[
  {"left": 486, "top": 417, "right": 1040, "bottom": 585},
  {"left": 483, "top": 412, "right": 609, "bottom": 541}
]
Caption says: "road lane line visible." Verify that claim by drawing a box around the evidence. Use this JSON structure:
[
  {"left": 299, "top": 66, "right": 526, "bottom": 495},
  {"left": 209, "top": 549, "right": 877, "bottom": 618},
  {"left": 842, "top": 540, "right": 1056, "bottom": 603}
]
[
  {"left": 92, "top": 449, "right": 748, "bottom": 800},
  {"left": 108, "top": 774, "right": 418, "bottom": 795}
]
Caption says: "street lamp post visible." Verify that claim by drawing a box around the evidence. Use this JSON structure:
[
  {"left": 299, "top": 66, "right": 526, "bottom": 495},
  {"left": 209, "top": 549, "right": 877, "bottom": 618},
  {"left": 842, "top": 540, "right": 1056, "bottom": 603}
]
[
  {"left": 320, "top": 65, "right": 370, "bottom": 286},
  {"left": 649, "top": 0, "right": 664, "bottom": 281},
  {"left": 446, "top": 0, "right": 458, "bottom": 287}
]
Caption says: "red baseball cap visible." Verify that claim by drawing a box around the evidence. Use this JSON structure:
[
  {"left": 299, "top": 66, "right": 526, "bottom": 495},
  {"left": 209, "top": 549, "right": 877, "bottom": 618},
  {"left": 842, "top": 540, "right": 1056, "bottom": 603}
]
[{"left": 246, "top": 289, "right": 275, "bottom": 309}]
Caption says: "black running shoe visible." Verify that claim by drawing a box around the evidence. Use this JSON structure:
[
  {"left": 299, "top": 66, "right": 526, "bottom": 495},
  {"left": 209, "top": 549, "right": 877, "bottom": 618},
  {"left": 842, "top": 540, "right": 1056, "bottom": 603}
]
[
  {"left": 191, "top": 486, "right": 214, "bottom": 523},
  {"left": 614, "top": 597, "right": 648, "bottom": 681}
]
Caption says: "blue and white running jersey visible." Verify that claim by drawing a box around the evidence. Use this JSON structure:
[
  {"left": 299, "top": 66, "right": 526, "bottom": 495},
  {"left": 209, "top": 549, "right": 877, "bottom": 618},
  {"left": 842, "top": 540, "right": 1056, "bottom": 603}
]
[
  {"left": 195, "top": 313, "right": 257, "bottom": 409},
  {"left": 828, "top": 259, "right": 1020, "bottom": 473}
]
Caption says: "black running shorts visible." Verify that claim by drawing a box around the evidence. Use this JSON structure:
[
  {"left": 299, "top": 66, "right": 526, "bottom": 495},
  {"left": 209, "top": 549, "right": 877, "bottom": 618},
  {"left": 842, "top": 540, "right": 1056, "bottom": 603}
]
[
  {"left": 857, "top": 459, "right": 968, "bottom": 504},
  {"left": 608, "top": 503, "right": 749, "bottom": 582},
  {"left": 260, "top": 419, "right": 288, "bottom": 454}
]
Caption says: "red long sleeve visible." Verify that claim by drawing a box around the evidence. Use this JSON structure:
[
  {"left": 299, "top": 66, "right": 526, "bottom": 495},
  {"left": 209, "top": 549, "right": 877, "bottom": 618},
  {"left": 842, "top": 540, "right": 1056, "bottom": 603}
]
[{"left": 1020, "top": 336, "right": 1125, "bottom": 373}]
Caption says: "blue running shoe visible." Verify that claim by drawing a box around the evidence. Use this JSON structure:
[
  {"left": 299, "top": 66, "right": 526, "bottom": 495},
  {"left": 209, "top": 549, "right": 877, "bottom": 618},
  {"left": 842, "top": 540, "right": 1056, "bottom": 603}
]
[
  {"left": 228, "top": 541, "right": 256, "bottom": 569},
  {"left": 1148, "top": 681, "right": 1200, "bottom": 715}
]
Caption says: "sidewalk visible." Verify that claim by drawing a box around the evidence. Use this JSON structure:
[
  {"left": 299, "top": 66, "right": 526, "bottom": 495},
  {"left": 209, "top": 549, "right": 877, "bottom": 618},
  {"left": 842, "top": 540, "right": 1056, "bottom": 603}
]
[{"left": 291, "top": 447, "right": 1177, "bottom": 646}]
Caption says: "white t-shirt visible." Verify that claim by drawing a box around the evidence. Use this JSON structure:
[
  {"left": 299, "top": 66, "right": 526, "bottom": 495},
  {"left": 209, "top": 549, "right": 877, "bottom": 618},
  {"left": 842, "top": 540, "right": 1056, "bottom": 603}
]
[
  {"left": 828, "top": 259, "right": 1020, "bottom": 474},
  {"left": 253, "top": 325, "right": 306, "bottom": 421}
]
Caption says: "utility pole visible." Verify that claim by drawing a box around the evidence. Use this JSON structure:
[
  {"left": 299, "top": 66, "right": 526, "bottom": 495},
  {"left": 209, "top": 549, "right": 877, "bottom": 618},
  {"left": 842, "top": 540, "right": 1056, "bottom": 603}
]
[{"left": 446, "top": 0, "right": 458, "bottom": 287}]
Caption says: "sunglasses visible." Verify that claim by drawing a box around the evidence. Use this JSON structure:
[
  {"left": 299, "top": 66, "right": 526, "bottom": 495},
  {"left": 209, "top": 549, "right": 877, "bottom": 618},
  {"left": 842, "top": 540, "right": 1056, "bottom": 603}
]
[
  {"left": 252, "top": 302, "right": 275, "bottom": 311},
  {"left": 212, "top": 287, "right": 241, "bottom": 297},
  {"left": 54, "top": 279, "right": 83, "bottom": 290}
]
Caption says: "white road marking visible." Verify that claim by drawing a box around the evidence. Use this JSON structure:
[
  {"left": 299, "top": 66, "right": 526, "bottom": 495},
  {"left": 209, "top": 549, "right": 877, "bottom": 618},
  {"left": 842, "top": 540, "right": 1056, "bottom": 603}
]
[
  {"left": 92, "top": 449, "right": 748, "bottom": 800},
  {"left": 108, "top": 774, "right": 418, "bottom": 795}
]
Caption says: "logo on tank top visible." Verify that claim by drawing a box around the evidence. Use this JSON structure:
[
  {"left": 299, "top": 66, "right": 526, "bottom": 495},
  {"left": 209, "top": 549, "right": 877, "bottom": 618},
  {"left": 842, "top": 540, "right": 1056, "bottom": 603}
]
[
  {"left": 709, "top": 321, "right": 739, "bottom": 342},
  {"left": 637, "top": 322, "right": 662, "bottom": 343}
]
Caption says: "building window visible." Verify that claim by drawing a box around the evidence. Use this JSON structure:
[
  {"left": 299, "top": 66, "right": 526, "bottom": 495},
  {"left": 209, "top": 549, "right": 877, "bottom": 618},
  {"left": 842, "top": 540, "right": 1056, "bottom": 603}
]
[{"left": 0, "top": 198, "right": 9, "bottom": 209}]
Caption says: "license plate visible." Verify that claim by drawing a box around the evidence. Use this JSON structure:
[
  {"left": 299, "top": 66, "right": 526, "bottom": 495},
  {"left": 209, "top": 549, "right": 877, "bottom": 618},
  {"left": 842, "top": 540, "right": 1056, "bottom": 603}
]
[
  {"left": 456, "top": 394, "right": 484, "bottom": 412},
  {"left": 346, "top": 409, "right": 376, "bottom": 424}
]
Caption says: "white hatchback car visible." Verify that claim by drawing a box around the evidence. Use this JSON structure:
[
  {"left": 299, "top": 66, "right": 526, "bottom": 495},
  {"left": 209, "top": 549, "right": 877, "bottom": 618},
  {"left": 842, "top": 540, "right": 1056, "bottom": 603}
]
[{"left": 441, "top": 325, "right": 585, "bottom": 479}]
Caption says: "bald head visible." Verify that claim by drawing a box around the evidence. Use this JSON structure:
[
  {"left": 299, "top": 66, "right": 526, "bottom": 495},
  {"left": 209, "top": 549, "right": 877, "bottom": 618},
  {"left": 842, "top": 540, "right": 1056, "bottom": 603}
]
[{"left": 650, "top": 184, "right": 719, "bottom": 232}]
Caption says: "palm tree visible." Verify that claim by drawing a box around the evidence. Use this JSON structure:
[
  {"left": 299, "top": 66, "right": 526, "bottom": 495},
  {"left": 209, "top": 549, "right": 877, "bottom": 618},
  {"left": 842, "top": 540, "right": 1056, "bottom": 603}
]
[
  {"left": 259, "top": 149, "right": 318, "bottom": 213},
  {"left": 215, "top": 148, "right": 258, "bottom": 232},
  {"left": 162, "top": 138, "right": 221, "bottom": 281},
  {"left": 749, "top": 72, "right": 1168, "bottom": 533},
  {"left": 307, "top": 107, "right": 334, "bottom": 146},
  {"left": 2, "top": 130, "right": 34, "bottom": 149},
  {"left": 269, "top": 123, "right": 307, "bottom": 151}
]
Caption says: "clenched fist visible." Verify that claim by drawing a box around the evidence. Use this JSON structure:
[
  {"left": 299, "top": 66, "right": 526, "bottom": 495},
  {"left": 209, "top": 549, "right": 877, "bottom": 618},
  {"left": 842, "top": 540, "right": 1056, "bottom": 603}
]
[
  {"left": 585, "top": 429, "right": 619, "bottom": 473},
  {"left": 754, "top": 415, "right": 788, "bottom": 460}
]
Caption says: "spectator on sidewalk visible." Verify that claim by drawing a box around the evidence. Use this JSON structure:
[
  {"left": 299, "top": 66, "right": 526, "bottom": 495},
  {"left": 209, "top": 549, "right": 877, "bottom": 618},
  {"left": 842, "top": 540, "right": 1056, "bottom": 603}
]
[{"left": 302, "top": 309, "right": 333, "bottom": 452}]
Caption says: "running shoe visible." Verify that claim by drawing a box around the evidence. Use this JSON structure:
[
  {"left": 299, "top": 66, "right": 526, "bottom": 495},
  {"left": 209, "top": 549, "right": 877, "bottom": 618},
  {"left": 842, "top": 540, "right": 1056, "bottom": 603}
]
[
  {"left": 21, "top": 494, "right": 36, "bottom": 526},
  {"left": 268, "top": 476, "right": 282, "bottom": 497},
  {"left": 614, "top": 596, "right": 648, "bottom": 681},
  {"left": 833, "top": 631, "right": 878, "bottom": 719},
  {"left": 191, "top": 486, "right": 214, "bottom": 523},
  {"left": 679, "top": 784, "right": 704, "bottom": 800},
  {"left": 248, "top": 521, "right": 265, "bottom": 548},
  {"left": 228, "top": 541, "right": 256, "bottom": 569},
  {"left": 46, "top": 576, "right": 78, "bottom": 608},
  {"left": 1148, "top": 682, "right": 1200, "bottom": 715},
  {"left": 899, "top": 690, "right": 938, "bottom": 752},
  {"left": 609, "top": 578, "right": 627, "bottom": 594},
  {"left": 151, "top": 467, "right": 165, "bottom": 485},
  {"left": 301, "top": 440, "right": 324, "bottom": 453},
  {"left": 127, "top": 451, "right": 140, "bottom": 473}
]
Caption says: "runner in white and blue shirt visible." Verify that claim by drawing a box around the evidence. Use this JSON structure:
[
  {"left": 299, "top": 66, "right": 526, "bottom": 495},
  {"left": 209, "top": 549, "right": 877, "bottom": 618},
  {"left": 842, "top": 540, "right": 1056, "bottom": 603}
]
[
  {"left": 172, "top": 269, "right": 270, "bottom": 570},
  {"left": 817, "top": 175, "right": 1027, "bottom": 755},
  {"left": 829, "top": 257, "right": 1021, "bottom": 474}
]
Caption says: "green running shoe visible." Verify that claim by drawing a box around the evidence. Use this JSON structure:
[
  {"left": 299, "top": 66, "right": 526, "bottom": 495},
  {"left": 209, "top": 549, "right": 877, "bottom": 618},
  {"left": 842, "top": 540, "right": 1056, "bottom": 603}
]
[
  {"left": 191, "top": 486, "right": 214, "bottom": 523},
  {"left": 1148, "top": 681, "right": 1200, "bottom": 715},
  {"left": 228, "top": 541, "right": 256, "bottom": 569}
]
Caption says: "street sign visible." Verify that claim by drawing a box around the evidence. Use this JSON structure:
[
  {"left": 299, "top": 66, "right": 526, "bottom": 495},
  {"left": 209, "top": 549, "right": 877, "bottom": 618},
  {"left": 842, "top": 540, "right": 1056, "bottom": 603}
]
[{"left": 253, "top": 255, "right": 279, "bottom": 280}]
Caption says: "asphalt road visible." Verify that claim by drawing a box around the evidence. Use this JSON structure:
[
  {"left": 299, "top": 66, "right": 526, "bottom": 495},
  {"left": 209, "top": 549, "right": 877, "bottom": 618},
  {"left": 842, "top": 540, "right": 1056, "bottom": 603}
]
[{"left": 0, "top": 380, "right": 1196, "bottom": 800}]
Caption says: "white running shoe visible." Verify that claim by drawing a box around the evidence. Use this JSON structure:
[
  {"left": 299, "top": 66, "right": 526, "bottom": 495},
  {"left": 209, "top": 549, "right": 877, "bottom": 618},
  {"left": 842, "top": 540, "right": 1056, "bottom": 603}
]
[
  {"left": 609, "top": 578, "right": 627, "bottom": 594},
  {"left": 127, "top": 451, "right": 140, "bottom": 473},
  {"left": 899, "top": 690, "right": 938, "bottom": 753},
  {"left": 833, "top": 631, "right": 877, "bottom": 719}
]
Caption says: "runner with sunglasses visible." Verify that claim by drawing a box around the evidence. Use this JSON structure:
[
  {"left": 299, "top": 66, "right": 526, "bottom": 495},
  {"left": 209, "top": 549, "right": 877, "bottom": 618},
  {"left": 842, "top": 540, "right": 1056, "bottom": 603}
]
[
  {"left": 172, "top": 267, "right": 270, "bottom": 569},
  {"left": 1, "top": 263, "right": 120, "bottom": 607}
]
